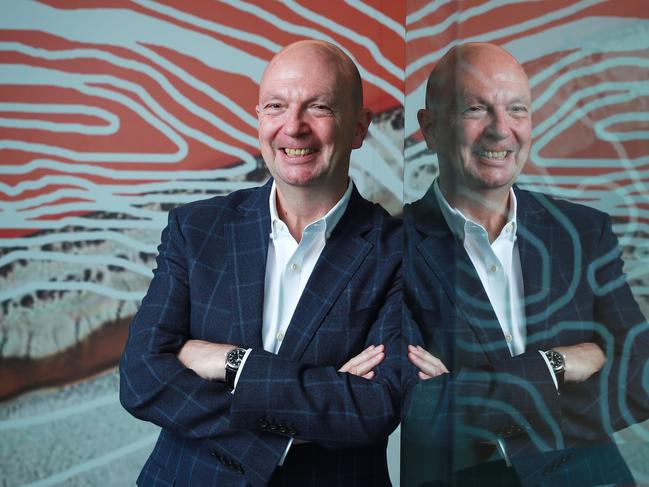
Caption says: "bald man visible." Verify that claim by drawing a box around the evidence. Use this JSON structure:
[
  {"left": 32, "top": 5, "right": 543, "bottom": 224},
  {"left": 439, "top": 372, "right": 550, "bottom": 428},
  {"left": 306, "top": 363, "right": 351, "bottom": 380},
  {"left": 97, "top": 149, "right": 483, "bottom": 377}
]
[
  {"left": 120, "top": 40, "right": 401, "bottom": 486},
  {"left": 402, "top": 43, "right": 649, "bottom": 486}
]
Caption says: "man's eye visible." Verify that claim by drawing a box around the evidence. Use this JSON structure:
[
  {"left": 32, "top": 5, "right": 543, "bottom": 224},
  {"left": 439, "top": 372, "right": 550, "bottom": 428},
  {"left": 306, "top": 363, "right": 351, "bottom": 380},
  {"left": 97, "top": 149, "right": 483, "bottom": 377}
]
[
  {"left": 264, "top": 103, "right": 282, "bottom": 110},
  {"left": 311, "top": 104, "right": 332, "bottom": 113},
  {"left": 511, "top": 105, "right": 529, "bottom": 114},
  {"left": 463, "top": 106, "right": 484, "bottom": 115}
]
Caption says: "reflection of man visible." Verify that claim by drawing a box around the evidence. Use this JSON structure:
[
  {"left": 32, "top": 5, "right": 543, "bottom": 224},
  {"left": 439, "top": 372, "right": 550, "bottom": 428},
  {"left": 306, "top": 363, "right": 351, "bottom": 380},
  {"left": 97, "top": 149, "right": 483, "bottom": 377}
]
[
  {"left": 402, "top": 42, "right": 649, "bottom": 486},
  {"left": 120, "top": 40, "right": 401, "bottom": 486}
]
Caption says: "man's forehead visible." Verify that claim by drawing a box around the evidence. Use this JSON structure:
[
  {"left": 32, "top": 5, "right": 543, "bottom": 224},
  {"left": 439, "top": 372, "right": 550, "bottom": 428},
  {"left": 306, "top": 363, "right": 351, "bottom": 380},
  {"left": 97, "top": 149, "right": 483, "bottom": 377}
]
[
  {"left": 259, "top": 56, "right": 351, "bottom": 105},
  {"left": 260, "top": 63, "right": 339, "bottom": 93},
  {"left": 258, "top": 77, "right": 338, "bottom": 102},
  {"left": 444, "top": 59, "right": 530, "bottom": 100}
]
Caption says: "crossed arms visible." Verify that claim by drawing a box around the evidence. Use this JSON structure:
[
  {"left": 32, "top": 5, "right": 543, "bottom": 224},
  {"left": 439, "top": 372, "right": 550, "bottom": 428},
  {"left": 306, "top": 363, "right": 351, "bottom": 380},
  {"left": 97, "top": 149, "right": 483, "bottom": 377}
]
[{"left": 119, "top": 203, "right": 402, "bottom": 481}]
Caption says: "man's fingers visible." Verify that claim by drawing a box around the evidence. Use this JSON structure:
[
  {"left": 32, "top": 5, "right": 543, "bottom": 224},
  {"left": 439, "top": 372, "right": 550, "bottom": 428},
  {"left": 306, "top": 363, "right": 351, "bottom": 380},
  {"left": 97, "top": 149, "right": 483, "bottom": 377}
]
[
  {"left": 350, "top": 350, "right": 385, "bottom": 377},
  {"left": 338, "top": 345, "right": 374, "bottom": 372},
  {"left": 408, "top": 344, "right": 449, "bottom": 378},
  {"left": 408, "top": 344, "right": 448, "bottom": 370},
  {"left": 338, "top": 344, "right": 384, "bottom": 374}
]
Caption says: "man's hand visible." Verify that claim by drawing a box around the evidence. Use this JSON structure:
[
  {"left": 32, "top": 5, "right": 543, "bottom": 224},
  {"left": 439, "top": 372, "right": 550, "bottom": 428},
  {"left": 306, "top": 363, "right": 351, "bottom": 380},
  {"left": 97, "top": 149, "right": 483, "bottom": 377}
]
[
  {"left": 338, "top": 344, "right": 385, "bottom": 379},
  {"left": 408, "top": 345, "right": 449, "bottom": 380},
  {"left": 554, "top": 342, "right": 606, "bottom": 383},
  {"left": 177, "top": 340, "right": 237, "bottom": 381}
]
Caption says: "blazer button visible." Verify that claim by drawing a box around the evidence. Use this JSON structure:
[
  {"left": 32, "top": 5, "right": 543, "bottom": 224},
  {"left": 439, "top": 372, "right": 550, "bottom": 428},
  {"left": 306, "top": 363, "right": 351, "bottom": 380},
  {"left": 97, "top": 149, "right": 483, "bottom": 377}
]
[
  {"left": 258, "top": 418, "right": 269, "bottom": 430},
  {"left": 288, "top": 427, "right": 297, "bottom": 436}
]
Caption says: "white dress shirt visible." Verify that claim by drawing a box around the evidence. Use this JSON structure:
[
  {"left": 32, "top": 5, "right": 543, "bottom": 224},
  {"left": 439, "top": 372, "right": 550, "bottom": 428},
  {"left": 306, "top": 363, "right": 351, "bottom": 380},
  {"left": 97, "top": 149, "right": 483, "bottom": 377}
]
[
  {"left": 234, "top": 179, "right": 353, "bottom": 464},
  {"left": 262, "top": 180, "right": 352, "bottom": 353}
]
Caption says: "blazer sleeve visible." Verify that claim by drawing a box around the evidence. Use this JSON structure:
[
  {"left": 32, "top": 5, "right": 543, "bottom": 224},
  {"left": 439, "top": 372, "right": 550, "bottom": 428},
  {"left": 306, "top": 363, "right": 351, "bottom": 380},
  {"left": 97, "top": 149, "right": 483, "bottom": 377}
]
[
  {"left": 119, "top": 209, "right": 289, "bottom": 485},
  {"left": 402, "top": 304, "right": 561, "bottom": 449},
  {"left": 557, "top": 212, "right": 649, "bottom": 434},
  {"left": 228, "top": 250, "right": 402, "bottom": 447}
]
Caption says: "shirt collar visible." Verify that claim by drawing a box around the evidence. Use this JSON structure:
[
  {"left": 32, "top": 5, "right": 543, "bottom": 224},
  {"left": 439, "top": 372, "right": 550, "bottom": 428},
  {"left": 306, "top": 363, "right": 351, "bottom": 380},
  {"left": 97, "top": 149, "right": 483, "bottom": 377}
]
[
  {"left": 269, "top": 179, "right": 353, "bottom": 241},
  {"left": 432, "top": 179, "right": 518, "bottom": 243}
]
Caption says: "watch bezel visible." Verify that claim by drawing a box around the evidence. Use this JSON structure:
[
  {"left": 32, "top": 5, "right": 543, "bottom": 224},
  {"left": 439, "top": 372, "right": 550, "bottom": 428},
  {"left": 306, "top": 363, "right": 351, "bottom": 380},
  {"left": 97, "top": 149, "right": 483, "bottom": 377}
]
[
  {"left": 546, "top": 350, "right": 564, "bottom": 371},
  {"left": 226, "top": 348, "right": 246, "bottom": 369}
]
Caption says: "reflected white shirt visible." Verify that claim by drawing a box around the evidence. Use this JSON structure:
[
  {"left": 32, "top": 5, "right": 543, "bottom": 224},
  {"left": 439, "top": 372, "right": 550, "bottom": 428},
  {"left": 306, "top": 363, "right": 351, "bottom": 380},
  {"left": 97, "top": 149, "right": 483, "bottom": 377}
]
[{"left": 433, "top": 180, "right": 525, "bottom": 356}]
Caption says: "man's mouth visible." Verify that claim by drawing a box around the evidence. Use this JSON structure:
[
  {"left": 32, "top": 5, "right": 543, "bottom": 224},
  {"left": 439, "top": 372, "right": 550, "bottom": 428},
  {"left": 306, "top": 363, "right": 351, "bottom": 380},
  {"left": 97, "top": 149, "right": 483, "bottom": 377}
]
[
  {"left": 476, "top": 150, "right": 510, "bottom": 160},
  {"left": 283, "top": 148, "right": 316, "bottom": 157}
]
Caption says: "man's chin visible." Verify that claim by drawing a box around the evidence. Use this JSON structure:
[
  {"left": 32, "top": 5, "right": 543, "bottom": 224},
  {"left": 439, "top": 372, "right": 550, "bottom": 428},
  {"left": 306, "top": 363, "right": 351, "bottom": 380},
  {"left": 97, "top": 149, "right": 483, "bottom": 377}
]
[{"left": 274, "top": 171, "right": 324, "bottom": 189}]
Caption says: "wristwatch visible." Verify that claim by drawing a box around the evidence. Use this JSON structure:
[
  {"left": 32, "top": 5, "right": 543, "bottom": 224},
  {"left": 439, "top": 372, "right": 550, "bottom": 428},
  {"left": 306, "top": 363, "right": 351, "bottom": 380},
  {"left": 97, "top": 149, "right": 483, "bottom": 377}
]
[
  {"left": 545, "top": 349, "right": 566, "bottom": 386},
  {"left": 225, "top": 347, "right": 247, "bottom": 390}
]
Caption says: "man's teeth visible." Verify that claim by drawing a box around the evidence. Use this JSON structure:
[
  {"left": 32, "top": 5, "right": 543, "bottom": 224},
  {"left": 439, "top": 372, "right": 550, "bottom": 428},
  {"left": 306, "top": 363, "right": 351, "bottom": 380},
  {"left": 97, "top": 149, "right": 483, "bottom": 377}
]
[
  {"left": 479, "top": 150, "right": 508, "bottom": 159},
  {"left": 284, "top": 148, "right": 315, "bottom": 156}
]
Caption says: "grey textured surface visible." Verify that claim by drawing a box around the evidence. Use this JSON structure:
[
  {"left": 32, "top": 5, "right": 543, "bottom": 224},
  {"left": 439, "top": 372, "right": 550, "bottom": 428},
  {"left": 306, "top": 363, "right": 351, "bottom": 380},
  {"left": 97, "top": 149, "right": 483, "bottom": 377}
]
[
  {"left": 0, "top": 370, "right": 157, "bottom": 487},
  {"left": 0, "top": 370, "right": 401, "bottom": 486}
]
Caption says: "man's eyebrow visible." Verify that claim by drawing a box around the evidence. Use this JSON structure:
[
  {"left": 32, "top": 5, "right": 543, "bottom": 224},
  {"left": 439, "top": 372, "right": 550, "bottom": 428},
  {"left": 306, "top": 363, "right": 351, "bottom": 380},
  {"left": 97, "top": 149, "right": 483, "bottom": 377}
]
[{"left": 508, "top": 96, "right": 531, "bottom": 105}]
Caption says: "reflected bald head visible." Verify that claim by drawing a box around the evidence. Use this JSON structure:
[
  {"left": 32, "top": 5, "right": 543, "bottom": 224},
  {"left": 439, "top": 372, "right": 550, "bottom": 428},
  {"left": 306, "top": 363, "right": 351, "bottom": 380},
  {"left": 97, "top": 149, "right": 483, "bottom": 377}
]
[
  {"left": 261, "top": 40, "right": 364, "bottom": 110},
  {"left": 424, "top": 42, "right": 529, "bottom": 113}
]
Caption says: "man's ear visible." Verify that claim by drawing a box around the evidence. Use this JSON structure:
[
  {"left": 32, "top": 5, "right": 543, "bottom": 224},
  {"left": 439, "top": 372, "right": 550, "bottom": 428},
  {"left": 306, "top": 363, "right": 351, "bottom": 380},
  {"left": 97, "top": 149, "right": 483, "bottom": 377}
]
[
  {"left": 417, "top": 108, "right": 437, "bottom": 151},
  {"left": 351, "top": 108, "right": 373, "bottom": 149}
]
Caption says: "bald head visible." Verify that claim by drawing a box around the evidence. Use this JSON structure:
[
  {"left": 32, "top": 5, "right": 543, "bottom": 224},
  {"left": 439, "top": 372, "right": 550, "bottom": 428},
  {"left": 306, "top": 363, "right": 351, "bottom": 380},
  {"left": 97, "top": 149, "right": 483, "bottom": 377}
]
[
  {"left": 424, "top": 43, "right": 529, "bottom": 113},
  {"left": 417, "top": 41, "right": 533, "bottom": 201},
  {"left": 261, "top": 40, "right": 364, "bottom": 110}
]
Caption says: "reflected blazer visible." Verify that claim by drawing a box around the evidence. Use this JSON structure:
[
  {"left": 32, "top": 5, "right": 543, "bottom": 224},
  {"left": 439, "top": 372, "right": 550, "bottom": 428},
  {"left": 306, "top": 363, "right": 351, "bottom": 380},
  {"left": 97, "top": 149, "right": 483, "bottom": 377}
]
[
  {"left": 120, "top": 180, "right": 401, "bottom": 487},
  {"left": 402, "top": 185, "right": 649, "bottom": 486}
]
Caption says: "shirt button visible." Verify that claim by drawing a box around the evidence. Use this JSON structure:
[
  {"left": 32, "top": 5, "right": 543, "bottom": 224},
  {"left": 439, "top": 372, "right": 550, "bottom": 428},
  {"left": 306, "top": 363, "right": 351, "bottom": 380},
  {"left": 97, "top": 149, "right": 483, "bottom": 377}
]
[
  {"left": 276, "top": 331, "right": 284, "bottom": 341},
  {"left": 505, "top": 333, "right": 513, "bottom": 343},
  {"left": 505, "top": 223, "right": 513, "bottom": 233},
  {"left": 290, "top": 263, "right": 299, "bottom": 271},
  {"left": 490, "top": 265, "right": 499, "bottom": 273},
  {"left": 278, "top": 223, "right": 285, "bottom": 232}
]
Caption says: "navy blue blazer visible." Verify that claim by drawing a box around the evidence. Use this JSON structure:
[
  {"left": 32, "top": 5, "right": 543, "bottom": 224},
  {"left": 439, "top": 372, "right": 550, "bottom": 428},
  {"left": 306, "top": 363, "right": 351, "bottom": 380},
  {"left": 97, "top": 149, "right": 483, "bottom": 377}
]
[
  {"left": 402, "top": 186, "right": 649, "bottom": 486},
  {"left": 120, "top": 180, "right": 402, "bottom": 486}
]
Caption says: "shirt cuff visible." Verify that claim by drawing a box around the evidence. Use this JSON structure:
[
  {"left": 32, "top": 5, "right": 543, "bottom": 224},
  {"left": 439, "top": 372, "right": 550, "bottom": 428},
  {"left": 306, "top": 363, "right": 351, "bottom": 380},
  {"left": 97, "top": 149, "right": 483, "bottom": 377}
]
[
  {"left": 230, "top": 348, "right": 253, "bottom": 394},
  {"left": 277, "top": 439, "right": 293, "bottom": 466},
  {"left": 539, "top": 350, "right": 558, "bottom": 390}
]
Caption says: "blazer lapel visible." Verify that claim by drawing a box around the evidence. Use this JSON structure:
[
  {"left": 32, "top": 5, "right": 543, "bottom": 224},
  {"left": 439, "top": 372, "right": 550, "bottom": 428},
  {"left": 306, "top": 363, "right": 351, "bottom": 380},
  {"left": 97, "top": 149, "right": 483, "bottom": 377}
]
[
  {"left": 516, "top": 188, "right": 576, "bottom": 349},
  {"left": 516, "top": 188, "right": 552, "bottom": 347},
  {"left": 277, "top": 187, "right": 373, "bottom": 360},
  {"left": 412, "top": 189, "right": 511, "bottom": 362},
  {"left": 226, "top": 181, "right": 272, "bottom": 349}
]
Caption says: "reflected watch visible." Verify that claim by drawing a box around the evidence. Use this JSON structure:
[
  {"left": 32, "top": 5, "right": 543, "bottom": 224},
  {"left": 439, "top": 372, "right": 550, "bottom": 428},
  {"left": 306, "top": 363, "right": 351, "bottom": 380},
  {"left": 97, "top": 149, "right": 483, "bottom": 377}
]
[{"left": 545, "top": 349, "right": 566, "bottom": 387}]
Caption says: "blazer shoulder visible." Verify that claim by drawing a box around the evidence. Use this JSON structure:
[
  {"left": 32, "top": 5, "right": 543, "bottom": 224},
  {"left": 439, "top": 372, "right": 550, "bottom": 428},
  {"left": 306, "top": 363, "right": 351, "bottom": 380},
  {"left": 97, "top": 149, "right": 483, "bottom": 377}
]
[
  {"left": 516, "top": 187, "right": 611, "bottom": 229},
  {"left": 364, "top": 198, "right": 402, "bottom": 246},
  {"left": 170, "top": 185, "right": 268, "bottom": 223}
]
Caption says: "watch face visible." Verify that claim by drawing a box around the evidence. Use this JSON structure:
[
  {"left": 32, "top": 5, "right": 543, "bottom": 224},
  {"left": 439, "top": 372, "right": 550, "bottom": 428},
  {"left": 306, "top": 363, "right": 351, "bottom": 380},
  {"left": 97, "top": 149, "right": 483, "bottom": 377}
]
[
  {"left": 546, "top": 350, "right": 564, "bottom": 371},
  {"left": 226, "top": 348, "right": 246, "bottom": 368}
]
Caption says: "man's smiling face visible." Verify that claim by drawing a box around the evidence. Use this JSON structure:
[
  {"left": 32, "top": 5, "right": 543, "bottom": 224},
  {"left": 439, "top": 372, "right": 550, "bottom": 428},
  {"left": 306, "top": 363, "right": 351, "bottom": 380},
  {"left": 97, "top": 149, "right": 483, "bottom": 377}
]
[
  {"left": 256, "top": 42, "right": 369, "bottom": 194},
  {"left": 421, "top": 44, "right": 533, "bottom": 196}
]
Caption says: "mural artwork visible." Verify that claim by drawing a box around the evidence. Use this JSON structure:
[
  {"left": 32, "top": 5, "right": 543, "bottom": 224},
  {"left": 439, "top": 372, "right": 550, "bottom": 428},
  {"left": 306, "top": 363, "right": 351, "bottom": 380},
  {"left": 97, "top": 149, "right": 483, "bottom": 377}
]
[{"left": 0, "top": 1, "right": 647, "bottom": 485}]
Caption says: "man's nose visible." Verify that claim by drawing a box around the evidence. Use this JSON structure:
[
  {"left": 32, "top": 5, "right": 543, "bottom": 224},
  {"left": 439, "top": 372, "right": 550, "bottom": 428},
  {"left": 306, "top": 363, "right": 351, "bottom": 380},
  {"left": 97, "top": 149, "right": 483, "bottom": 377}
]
[
  {"left": 282, "top": 107, "right": 309, "bottom": 137},
  {"left": 485, "top": 109, "right": 510, "bottom": 140}
]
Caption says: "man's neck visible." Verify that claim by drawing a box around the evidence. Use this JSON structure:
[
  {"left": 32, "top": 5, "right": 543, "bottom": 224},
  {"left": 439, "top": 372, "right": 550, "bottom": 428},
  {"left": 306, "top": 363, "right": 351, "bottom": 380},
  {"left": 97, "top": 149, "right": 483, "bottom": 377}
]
[
  {"left": 274, "top": 181, "right": 348, "bottom": 242},
  {"left": 441, "top": 183, "right": 512, "bottom": 242}
]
